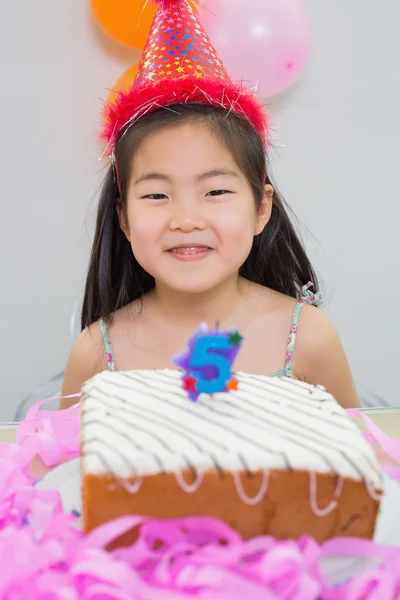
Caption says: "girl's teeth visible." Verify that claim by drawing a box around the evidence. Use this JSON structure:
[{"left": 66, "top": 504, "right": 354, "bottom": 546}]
[{"left": 171, "top": 247, "right": 207, "bottom": 255}]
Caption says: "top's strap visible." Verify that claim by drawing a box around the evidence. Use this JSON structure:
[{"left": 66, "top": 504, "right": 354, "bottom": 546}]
[
  {"left": 284, "top": 282, "right": 323, "bottom": 373},
  {"left": 298, "top": 281, "right": 323, "bottom": 307},
  {"left": 99, "top": 318, "right": 116, "bottom": 372},
  {"left": 284, "top": 302, "right": 304, "bottom": 372}
]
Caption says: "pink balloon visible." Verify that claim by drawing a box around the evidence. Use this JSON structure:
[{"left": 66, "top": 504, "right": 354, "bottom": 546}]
[{"left": 201, "top": 0, "right": 312, "bottom": 98}]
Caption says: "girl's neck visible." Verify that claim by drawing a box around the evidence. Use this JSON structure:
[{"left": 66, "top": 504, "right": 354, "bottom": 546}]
[{"left": 149, "top": 276, "right": 249, "bottom": 328}]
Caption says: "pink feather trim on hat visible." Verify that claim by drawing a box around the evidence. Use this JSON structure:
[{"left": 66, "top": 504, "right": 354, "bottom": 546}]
[{"left": 102, "top": 77, "right": 270, "bottom": 152}]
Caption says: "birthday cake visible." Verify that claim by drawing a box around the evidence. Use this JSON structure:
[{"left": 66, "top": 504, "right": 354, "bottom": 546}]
[{"left": 81, "top": 369, "right": 382, "bottom": 543}]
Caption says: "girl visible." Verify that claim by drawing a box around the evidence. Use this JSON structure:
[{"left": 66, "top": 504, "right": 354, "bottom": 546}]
[{"left": 62, "top": 0, "right": 360, "bottom": 409}]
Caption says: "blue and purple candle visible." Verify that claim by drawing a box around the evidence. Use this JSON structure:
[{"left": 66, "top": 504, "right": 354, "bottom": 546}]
[{"left": 172, "top": 323, "right": 244, "bottom": 401}]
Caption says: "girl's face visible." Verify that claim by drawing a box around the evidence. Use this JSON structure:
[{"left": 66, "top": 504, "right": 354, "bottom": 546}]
[{"left": 120, "top": 122, "right": 272, "bottom": 295}]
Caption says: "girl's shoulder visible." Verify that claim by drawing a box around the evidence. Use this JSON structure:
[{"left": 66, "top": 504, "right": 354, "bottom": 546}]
[
  {"left": 293, "top": 302, "right": 337, "bottom": 357},
  {"left": 248, "top": 283, "right": 359, "bottom": 407},
  {"left": 248, "top": 281, "right": 325, "bottom": 327},
  {"left": 291, "top": 304, "right": 360, "bottom": 408},
  {"left": 61, "top": 322, "right": 109, "bottom": 406}
]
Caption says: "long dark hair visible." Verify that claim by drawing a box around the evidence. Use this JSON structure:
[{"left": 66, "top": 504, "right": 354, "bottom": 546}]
[{"left": 82, "top": 104, "right": 319, "bottom": 330}]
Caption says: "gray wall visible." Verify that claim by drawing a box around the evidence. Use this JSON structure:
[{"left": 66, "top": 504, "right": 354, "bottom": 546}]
[{"left": 0, "top": 0, "right": 398, "bottom": 420}]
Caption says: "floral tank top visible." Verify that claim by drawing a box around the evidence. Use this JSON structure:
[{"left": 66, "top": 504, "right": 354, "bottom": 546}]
[{"left": 98, "top": 282, "right": 323, "bottom": 379}]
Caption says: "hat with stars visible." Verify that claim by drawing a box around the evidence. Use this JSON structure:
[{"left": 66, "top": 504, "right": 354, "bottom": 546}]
[{"left": 101, "top": 0, "right": 270, "bottom": 154}]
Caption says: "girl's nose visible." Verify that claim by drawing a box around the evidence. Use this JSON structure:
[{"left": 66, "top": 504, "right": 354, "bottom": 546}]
[{"left": 169, "top": 198, "right": 207, "bottom": 232}]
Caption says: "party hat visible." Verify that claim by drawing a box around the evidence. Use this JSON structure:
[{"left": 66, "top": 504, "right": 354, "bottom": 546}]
[{"left": 102, "top": 0, "right": 269, "bottom": 154}]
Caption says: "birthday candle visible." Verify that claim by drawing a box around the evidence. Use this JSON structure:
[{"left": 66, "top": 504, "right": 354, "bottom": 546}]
[{"left": 172, "top": 323, "right": 243, "bottom": 401}]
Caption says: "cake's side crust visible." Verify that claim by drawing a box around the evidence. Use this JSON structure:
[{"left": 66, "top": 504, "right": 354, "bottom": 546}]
[{"left": 83, "top": 468, "right": 379, "bottom": 545}]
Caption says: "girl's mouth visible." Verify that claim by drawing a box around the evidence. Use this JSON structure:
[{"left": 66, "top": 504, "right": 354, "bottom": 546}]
[{"left": 166, "top": 245, "right": 212, "bottom": 261}]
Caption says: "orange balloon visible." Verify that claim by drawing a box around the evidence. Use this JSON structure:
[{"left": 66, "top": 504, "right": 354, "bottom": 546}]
[
  {"left": 91, "top": 0, "right": 156, "bottom": 49},
  {"left": 106, "top": 64, "right": 139, "bottom": 105}
]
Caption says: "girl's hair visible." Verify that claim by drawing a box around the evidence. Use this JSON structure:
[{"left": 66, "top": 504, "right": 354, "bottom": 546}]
[{"left": 82, "top": 103, "right": 319, "bottom": 330}]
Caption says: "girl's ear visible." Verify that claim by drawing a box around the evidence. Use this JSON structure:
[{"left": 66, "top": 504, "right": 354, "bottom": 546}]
[
  {"left": 255, "top": 184, "right": 273, "bottom": 235},
  {"left": 117, "top": 202, "right": 131, "bottom": 242}
]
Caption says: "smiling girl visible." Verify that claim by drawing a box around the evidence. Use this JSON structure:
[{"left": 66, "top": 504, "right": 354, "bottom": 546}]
[{"left": 61, "top": 0, "right": 360, "bottom": 409}]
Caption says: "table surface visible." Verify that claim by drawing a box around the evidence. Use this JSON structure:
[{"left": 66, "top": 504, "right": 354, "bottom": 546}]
[{"left": 1, "top": 406, "right": 400, "bottom": 444}]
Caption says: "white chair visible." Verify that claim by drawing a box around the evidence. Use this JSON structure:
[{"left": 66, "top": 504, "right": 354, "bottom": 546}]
[
  {"left": 14, "top": 300, "right": 81, "bottom": 421},
  {"left": 358, "top": 390, "right": 390, "bottom": 408},
  {"left": 14, "top": 372, "right": 64, "bottom": 421}
]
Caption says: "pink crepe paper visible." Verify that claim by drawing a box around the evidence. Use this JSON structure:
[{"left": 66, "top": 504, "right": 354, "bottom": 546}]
[
  {"left": 0, "top": 399, "right": 400, "bottom": 598},
  {"left": 347, "top": 409, "right": 400, "bottom": 483},
  {"left": 347, "top": 409, "right": 400, "bottom": 463}
]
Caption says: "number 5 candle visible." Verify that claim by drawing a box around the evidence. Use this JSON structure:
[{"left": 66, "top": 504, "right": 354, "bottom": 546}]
[{"left": 172, "top": 323, "right": 244, "bottom": 401}]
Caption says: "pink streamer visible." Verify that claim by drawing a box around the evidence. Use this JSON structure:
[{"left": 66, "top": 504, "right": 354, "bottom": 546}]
[
  {"left": 381, "top": 464, "right": 400, "bottom": 479},
  {"left": 0, "top": 399, "right": 400, "bottom": 598},
  {"left": 347, "top": 408, "right": 400, "bottom": 473}
]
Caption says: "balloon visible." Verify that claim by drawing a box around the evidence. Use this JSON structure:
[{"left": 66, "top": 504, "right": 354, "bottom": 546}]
[
  {"left": 201, "top": 0, "right": 312, "bottom": 98},
  {"left": 106, "top": 64, "right": 139, "bottom": 106},
  {"left": 90, "top": 0, "right": 156, "bottom": 49}
]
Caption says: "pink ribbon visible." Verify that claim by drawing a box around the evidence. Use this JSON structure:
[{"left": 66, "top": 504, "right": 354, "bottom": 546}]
[
  {"left": 15, "top": 394, "right": 81, "bottom": 468},
  {"left": 347, "top": 409, "right": 400, "bottom": 476}
]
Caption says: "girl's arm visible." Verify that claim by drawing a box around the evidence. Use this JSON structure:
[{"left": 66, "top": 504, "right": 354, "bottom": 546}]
[
  {"left": 294, "top": 306, "right": 361, "bottom": 409},
  {"left": 61, "top": 325, "right": 105, "bottom": 409}
]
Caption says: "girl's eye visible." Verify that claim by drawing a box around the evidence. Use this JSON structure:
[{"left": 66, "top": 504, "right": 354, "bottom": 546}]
[
  {"left": 143, "top": 194, "right": 168, "bottom": 200},
  {"left": 206, "top": 190, "right": 230, "bottom": 197}
]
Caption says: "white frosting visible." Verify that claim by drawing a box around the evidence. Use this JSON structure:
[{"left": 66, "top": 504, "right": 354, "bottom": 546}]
[
  {"left": 309, "top": 473, "right": 344, "bottom": 517},
  {"left": 232, "top": 470, "right": 270, "bottom": 506},
  {"left": 81, "top": 369, "right": 382, "bottom": 494}
]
